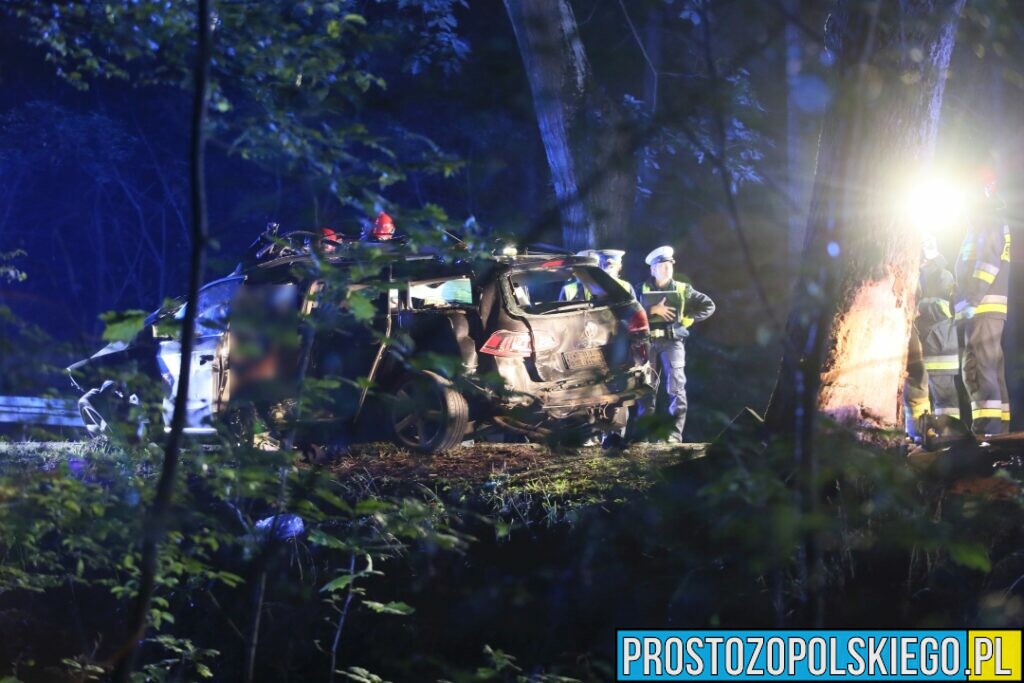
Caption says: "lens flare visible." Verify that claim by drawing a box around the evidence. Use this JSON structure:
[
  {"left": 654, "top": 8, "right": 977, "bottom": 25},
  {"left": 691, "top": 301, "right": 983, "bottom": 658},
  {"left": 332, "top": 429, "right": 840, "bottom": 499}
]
[{"left": 902, "top": 173, "right": 966, "bottom": 236}]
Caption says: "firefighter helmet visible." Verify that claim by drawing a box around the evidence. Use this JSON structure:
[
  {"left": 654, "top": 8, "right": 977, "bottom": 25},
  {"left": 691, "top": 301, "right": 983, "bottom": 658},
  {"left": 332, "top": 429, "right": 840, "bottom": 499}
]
[{"left": 372, "top": 212, "right": 396, "bottom": 240}]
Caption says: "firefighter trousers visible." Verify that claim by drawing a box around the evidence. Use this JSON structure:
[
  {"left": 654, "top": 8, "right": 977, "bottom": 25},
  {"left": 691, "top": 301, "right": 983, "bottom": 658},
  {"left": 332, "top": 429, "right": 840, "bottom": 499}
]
[
  {"left": 640, "top": 338, "right": 687, "bottom": 442},
  {"left": 960, "top": 316, "right": 1009, "bottom": 435},
  {"left": 904, "top": 325, "right": 928, "bottom": 439},
  {"left": 928, "top": 374, "right": 960, "bottom": 419}
]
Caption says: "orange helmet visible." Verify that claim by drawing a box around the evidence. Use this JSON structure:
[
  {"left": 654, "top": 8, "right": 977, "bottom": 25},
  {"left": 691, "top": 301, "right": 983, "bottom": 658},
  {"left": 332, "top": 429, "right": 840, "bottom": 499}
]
[{"left": 372, "top": 212, "right": 396, "bottom": 240}]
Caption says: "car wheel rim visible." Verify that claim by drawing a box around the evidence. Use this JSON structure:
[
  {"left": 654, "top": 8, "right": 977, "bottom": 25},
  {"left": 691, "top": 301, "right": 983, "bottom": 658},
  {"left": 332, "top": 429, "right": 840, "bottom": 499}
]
[{"left": 392, "top": 382, "right": 444, "bottom": 447}]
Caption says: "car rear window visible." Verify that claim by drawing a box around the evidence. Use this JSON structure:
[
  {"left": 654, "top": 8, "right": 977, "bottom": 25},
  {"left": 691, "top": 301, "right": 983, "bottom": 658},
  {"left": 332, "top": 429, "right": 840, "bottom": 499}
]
[{"left": 506, "top": 266, "right": 631, "bottom": 314}]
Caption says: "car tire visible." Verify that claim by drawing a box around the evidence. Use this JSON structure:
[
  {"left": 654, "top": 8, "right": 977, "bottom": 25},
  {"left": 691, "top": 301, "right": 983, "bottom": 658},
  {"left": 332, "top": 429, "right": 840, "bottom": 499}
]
[
  {"left": 78, "top": 380, "right": 146, "bottom": 442},
  {"left": 389, "top": 371, "right": 469, "bottom": 454}
]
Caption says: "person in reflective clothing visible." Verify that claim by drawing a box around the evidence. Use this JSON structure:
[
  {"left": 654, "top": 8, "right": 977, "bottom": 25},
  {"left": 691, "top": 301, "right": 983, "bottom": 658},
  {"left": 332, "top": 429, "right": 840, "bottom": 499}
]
[
  {"left": 906, "top": 236, "right": 960, "bottom": 438},
  {"left": 954, "top": 168, "right": 1011, "bottom": 435},
  {"left": 595, "top": 249, "right": 637, "bottom": 298},
  {"left": 635, "top": 246, "right": 715, "bottom": 442},
  {"left": 559, "top": 249, "right": 596, "bottom": 302}
]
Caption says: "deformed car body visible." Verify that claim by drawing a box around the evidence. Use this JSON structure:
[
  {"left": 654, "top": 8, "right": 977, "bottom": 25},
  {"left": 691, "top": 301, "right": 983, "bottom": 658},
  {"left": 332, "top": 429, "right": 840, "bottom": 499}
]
[{"left": 69, "top": 234, "right": 654, "bottom": 453}]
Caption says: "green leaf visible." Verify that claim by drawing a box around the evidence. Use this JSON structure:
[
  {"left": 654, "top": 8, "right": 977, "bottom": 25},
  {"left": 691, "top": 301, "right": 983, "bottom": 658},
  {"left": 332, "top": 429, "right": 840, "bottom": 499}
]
[
  {"left": 320, "top": 574, "right": 356, "bottom": 593},
  {"left": 347, "top": 291, "right": 376, "bottom": 322},
  {"left": 363, "top": 600, "right": 414, "bottom": 615},
  {"left": 948, "top": 542, "right": 991, "bottom": 572},
  {"left": 308, "top": 529, "right": 349, "bottom": 549},
  {"left": 99, "top": 309, "right": 148, "bottom": 342}
]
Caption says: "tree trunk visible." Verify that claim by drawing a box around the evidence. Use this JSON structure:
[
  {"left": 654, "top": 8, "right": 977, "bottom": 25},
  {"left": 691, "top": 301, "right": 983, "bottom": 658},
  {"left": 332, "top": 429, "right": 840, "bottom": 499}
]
[
  {"left": 767, "top": 0, "right": 965, "bottom": 432},
  {"left": 504, "top": 0, "right": 590, "bottom": 250},
  {"left": 785, "top": 0, "right": 806, "bottom": 261},
  {"left": 504, "top": 0, "right": 636, "bottom": 250},
  {"left": 111, "top": 0, "right": 212, "bottom": 678}
]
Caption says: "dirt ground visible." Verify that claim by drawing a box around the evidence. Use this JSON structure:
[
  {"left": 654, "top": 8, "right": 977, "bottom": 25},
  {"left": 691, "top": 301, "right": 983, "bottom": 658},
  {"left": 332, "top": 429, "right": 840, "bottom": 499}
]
[{"left": 4, "top": 440, "right": 712, "bottom": 520}]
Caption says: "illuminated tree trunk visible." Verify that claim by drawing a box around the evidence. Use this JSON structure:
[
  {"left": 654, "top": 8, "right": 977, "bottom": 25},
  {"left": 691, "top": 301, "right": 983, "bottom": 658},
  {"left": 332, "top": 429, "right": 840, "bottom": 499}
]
[
  {"left": 504, "top": 0, "right": 635, "bottom": 251},
  {"left": 769, "top": 0, "right": 965, "bottom": 431}
]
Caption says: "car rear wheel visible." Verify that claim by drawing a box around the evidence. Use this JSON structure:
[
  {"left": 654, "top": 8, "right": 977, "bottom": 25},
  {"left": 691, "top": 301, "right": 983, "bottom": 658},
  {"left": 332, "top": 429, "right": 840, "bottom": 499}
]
[
  {"left": 78, "top": 380, "right": 146, "bottom": 442},
  {"left": 389, "top": 371, "right": 468, "bottom": 454}
]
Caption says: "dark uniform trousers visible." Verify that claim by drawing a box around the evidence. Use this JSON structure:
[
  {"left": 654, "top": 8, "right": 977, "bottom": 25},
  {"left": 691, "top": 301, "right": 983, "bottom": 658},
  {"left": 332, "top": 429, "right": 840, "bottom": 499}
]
[
  {"left": 641, "top": 337, "right": 687, "bottom": 441},
  {"left": 960, "top": 316, "right": 1009, "bottom": 435}
]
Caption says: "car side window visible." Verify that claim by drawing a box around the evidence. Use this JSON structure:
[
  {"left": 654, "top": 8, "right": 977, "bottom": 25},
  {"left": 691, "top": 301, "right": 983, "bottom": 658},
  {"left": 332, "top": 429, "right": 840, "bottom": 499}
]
[
  {"left": 407, "top": 277, "right": 473, "bottom": 308},
  {"left": 174, "top": 277, "right": 243, "bottom": 335}
]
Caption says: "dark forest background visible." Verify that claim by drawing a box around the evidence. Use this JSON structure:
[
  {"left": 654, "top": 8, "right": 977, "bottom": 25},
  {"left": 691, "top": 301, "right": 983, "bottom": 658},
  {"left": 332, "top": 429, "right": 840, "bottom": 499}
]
[
  {"left": 5, "top": 3, "right": 1024, "bottom": 681},
  {"left": 4, "top": 1, "right": 1024, "bottom": 435}
]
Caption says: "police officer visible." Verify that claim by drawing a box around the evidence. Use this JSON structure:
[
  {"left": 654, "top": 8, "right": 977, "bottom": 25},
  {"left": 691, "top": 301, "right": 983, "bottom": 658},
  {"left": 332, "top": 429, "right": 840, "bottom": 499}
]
[
  {"left": 595, "top": 249, "right": 637, "bottom": 298},
  {"left": 559, "top": 249, "right": 596, "bottom": 301},
  {"left": 954, "top": 168, "right": 1011, "bottom": 436},
  {"left": 636, "top": 246, "right": 715, "bottom": 443}
]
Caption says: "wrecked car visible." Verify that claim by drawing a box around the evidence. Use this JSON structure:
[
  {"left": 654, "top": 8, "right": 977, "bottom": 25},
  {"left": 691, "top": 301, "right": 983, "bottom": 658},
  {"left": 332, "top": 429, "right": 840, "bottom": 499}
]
[{"left": 69, "top": 232, "right": 654, "bottom": 453}]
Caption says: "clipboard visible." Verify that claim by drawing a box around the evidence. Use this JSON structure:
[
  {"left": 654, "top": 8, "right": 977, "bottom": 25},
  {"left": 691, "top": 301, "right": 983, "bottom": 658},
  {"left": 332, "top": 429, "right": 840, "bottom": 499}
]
[{"left": 641, "top": 289, "right": 683, "bottom": 312}]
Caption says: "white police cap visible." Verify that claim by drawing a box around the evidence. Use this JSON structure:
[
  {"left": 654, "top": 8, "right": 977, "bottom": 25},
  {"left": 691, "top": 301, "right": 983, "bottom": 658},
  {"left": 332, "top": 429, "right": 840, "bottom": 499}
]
[
  {"left": 645, "top": 246, "right": 675, "bottom": 266},
  {"left": 596, "top": 249, "right": 626, "bottom": 262}
]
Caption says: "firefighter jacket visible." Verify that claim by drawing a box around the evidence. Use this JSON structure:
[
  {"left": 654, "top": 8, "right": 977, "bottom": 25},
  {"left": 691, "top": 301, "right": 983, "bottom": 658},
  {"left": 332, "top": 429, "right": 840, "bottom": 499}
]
[
  {"left": 639, "top": 278, "right": 715, "bottom": 339},
  {"left": 955, "top": 197, "right": 1011, "bottom": 322},
  {"left": 916, "top": 255, "right": 958, "bottom": 375}
]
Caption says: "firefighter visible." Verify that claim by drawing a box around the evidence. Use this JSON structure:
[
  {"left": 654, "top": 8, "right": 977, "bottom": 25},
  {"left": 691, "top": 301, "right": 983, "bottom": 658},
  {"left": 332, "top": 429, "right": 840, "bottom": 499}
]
[
  {"left": 636, "top": 246, "right": 715, "bottom": 442},
  {"left": 954, "top": 168, "right": 1011, "bottom": 436},
  {"left": 362, "top": 211, "right": 397, "bottom": 241},
  {"left": 559, "top": 249, "right": 596, "bottom": 301},
  {"left": 595, "top": 249, "right": 637, "bottom": 298},
  {"left": 910, "top": 236, "right": 961, "bottom": 435},
  {"left": 320, "top": 227, "right": 341, "bottom": 253}
]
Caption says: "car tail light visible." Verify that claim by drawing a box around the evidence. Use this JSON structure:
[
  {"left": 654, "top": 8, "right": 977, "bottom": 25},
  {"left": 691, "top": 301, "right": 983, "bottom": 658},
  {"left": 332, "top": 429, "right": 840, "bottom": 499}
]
[
  {"left": 627, "top": 308, "right": 649, "bottom": 333},
  {"left": 481, "top": 330, "right": 558, "bottom": 357}
]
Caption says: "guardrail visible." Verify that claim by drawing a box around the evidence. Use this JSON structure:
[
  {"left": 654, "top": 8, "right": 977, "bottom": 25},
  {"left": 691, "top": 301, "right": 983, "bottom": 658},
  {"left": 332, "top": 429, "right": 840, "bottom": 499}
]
[{"left": 0, "top": 396, "right": 84, "bottom": 428}]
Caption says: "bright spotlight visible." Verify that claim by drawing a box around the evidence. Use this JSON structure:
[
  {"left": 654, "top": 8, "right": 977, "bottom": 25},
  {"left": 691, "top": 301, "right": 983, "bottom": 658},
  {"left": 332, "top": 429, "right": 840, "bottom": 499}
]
[{"left": 902, "top": 173, "right": 966, "bottom": 236}]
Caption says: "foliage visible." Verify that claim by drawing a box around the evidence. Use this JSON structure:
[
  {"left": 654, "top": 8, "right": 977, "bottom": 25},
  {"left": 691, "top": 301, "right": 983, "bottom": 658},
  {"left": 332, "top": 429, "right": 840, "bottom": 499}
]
[
  {"left": 3, "top": 0, "right": 468, "bottom": 210},
  {"left": 0, "top": 250, "right": 27, "bottom": 284},
  {"left": 0, "top": 435, "right": 468, "bottom": 680}
]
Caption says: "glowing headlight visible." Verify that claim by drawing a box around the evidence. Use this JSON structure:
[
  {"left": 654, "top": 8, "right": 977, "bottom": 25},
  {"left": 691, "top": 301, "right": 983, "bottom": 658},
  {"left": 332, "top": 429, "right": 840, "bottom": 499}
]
[{"left": 902, "top": 173, "right": 966, "bottom": 235}]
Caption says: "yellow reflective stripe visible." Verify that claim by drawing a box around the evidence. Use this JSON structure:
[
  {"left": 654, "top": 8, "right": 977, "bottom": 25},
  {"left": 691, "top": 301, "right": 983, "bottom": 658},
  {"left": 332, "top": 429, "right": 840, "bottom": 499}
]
[
  {"left": 975, "top": 303, "right": 1007, "bottom": 315},
  {"left": 934, "top": 407, "right": 961, "bottom": 417},
  {"left": 923, "top": 360, "right": 958, "bottom": 371},
  {"left": 938, "top": 300, "right": 951, "bottom": 318},
  {"left": 682, "top": 316, "right": 694, "bottom": 328},
  {"left": 973, "top": 408, "right": 1003, "bottom": 419},
  {"left": 908, "top": 399, "right": 930, "bottom": 418},
  {"left": 973, "top": 269, "right": 996, "bottom": 284},
  {"left": 1002, "top": 411, "right": 1012, "bottom": 421}
]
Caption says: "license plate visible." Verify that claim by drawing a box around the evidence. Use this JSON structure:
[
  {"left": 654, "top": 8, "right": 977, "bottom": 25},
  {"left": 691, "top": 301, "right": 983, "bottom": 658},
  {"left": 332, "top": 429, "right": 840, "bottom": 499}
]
[{"left": 563, "top": 348, "right": 607, "bottom": 370}]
